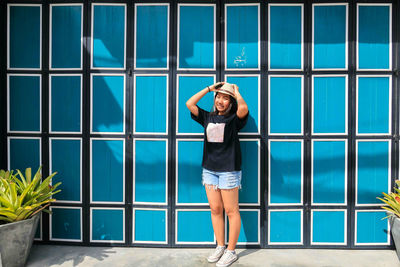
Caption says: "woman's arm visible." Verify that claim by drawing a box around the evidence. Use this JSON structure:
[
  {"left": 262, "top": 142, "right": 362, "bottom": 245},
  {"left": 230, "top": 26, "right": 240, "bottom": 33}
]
[
  {"left": 233, "top": 84, "right": 248, "bottom": 119},
  {"left": 186, "top": 82, "right": 224, "bottom": 117}
]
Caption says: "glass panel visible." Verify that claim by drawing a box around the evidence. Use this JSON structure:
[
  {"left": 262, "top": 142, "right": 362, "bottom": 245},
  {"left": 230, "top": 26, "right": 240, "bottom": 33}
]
[
  {"left": 269, "top": 5, "right": 302, "bottom": 69},
  {"left": 357, "top": 77, "right": 390, "bottom": 134},
  {"left": 134, "top": 209, "right": 166, "bottom": 242},
  {"left": 357, "top": 141, "right": 389, "bottom": 205},
  {"left": 356, "top": 211, "right": 388, "bottom": 244},
  {"left": 136, "top": 5, "right": 168, "bottom": 68},
  {"left": 91, "top": 209, "right": 124, "bottom": 241},
  {"left": 358, "top": 5, "right": 390, "bottom": 70},
  {"left": 226, "top": 5, "right": 259, "bottom": 69},
  {"left": 9, "top": 5, "right": 41, "bottom": 68},
  {"left": 134, "top": 140, "right": 167, "bottom": 203},
  {"left": 270, "top": 141, "right": 302, "bottom": 205},
  {"left": 91, "top": 139, "right": 124, "bottom": 203},
  {"left": 51, "top": 139, "right": 81, "bottom": 202},
  {"left": 269, "top": 210, "right": 302, "bottom": 243},
  {"left": 313, "top": 5, "right": 346, "bottom": 69},
  {"left": 312, "top": 210, "right": 345, "bottom": 244},
  {"left": 135, "top": 76, "right": 167, "bottom": 133},
  {"left": 92, "top": 5, "right": 125, "bottom": 68},
  {"left": 177, "top": 210, "right": 214, "bottom": 243},
  {"left": 51, "top": 5, "right": 82, "bottom": 69},
  {"left": 51, "top": 75, "right": 81, "bottom": 132},
  {"left": 178, "top": 5, "right": 214, "bottom": 69},
  {"left": 9, "top": 138, "right": 40, "bottom": 172},
  {"left": 269, "top": 77, "right": 302, "bottom": 134},
  {"left": 9, "top": 75, "right": 41, "bottom": 132},
  {"left": 239, "top": 141, "right": 259, "bottom": 204},
  {"left": 177, "top": 140, "right": 207, "bottom": 204},
  {"left": 313, "top": 140, "right": 346, "bottom": 204},
  {"left": 313, "top": 76, "right": 346, "bottom": 134},
  {"left": 51, "top": 208, "right": 81, "bottom": 240},
  {"left": 92, "top": 75, "right": 124, "bottom": 133}
]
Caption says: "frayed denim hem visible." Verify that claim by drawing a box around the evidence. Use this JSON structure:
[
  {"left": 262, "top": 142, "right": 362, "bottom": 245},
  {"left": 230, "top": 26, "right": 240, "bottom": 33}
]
[{"left": 202, "top": 180, "right": 219, "bottom": 191}]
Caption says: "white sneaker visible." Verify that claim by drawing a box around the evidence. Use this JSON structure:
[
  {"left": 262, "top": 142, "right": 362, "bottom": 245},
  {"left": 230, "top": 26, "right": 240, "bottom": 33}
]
[
  {"left": 207, "top": 245, "right": 226, "bottom": 263},
  {"left": 216, "top": 249, "right": 238, "bottom": 267}
]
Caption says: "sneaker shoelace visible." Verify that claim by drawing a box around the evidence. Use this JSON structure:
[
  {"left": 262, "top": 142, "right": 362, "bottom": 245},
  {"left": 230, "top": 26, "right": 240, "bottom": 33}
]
[
  {"left": 211, "top": 246, "right": 225, "bottom": 257},
  {"left": 218, "top": 250, "right": 235, "bottom": 263}
]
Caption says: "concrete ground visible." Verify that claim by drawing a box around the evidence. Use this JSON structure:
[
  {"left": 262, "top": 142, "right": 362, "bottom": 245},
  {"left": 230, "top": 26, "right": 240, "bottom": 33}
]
[{"left": 26, "top": 245, "right": 400, "bottom": 267}]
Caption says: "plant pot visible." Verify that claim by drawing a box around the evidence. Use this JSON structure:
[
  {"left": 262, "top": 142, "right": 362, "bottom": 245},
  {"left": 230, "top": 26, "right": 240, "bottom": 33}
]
[
  {"left": 390, "top": 216, "right": 400, "bottom": 261},
  {"left": 0, "top": 213, "right": 40, "bottom": 267}
]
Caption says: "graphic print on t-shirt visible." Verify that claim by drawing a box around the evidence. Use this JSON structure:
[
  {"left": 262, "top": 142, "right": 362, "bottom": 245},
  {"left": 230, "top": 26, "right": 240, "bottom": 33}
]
[{"left": 206, "top": 123, "right": 225, "bottom": 143}]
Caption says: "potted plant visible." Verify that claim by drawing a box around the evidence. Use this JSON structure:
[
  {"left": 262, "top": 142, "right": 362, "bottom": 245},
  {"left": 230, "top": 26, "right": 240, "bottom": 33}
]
[
  {"left": 0, "top": 166, "right": 60, "bottom": 267},
  {"left": 377, "top": 180, "right": 400, "bottom": 260}
]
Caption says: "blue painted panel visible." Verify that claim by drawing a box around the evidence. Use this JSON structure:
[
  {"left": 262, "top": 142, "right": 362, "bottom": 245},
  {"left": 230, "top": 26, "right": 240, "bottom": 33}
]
[
  {"left": 134, "top": 209, "right": 166, "bottom": 242},
  {"left": 226, "top": 5, "right": 258, "bottom": 69},
  {"left": 92, "top": 139, "right": 124, "bottom": 203},
  {"left": 179, "top": 5, "right": 214, "bottom": 69},
  {"left": 177, "top": 141, "right": 207, "bottom": 204},
  {"left": 92, "top": 75, "right": 124, "bottom": 133},
  {"left": 178, "top": 76, "right": 214, "bottom": 133},
  {"left": 51, "top": 208, "right": 81, "bottom": 240},
  {"left": 92, "top": 209, "right": 124, "bottom": 241},
  {"left": 136, "top": 5, "right": 168, "bottom": 68},
  {"left": 312, "top": 211, "right": 345, "bottom": 243},
  {"left": 51, "top": 76, "right": 81, "bottom": 132},
  {"left": 269, "top": 211, "right": 302, "bottom": 243},
  {"left": 357, "top": 211, "right": 388, "bottom": 244},
  {"left": 9, "top": 138, "right": 40, "bottom": 172},
  {"left": 270, "top": 141, "right": 302, "bottom": 204},
  {"left": 51, "top": 5, "right": 82, "bottom": 69},
  {"left": 226, "top": 76, "right": 259, "bottom": 133},
  {"left": 92, "top": 5, "right": 125, "bottom": 68},
  {"left": 135, "top": 140, "right": 166, "bottom": 203},
  {"left": 357, "top": 141, "right": 389, "bottom": 204},
  {"left": 313, "top": 77, "right": 346, "bottom": 133},
  {"left": 313, "top": 141, "right": 346, "bottom": 204},
  {"left": 177, "top": 210, "right": 214, "bottom": 242},
  {"left": 9, "top": 6, "right": 41, "bottom": 68},
  {"left": 358, "top": 6, "right": 390, "bottom": 69},
  {"left": 358, "top": 77, "right": 390, "bottom": 134},
  {"left": 51, "top": 139, "right": 81, "bottom": 202},
  {"left": 270, "top": 6, "right": 302, "bottom": 69},
  {"left": 135, "top": 76, "right": 167, "bottom": 133},
  {"left": 9, "top": 75, "right": 40, "bottom": 132},
  {"left": 270, "top": 77, "right": 302, "bottom": 134},
  {"left": 314, "top": 5, "right": 346, "bottom": 69},
  {"left": 239, "top": 141, "right": 258, "bottom": 204},
  {"left": 227, "top": 210, "right": 258, "bottom": 243}
]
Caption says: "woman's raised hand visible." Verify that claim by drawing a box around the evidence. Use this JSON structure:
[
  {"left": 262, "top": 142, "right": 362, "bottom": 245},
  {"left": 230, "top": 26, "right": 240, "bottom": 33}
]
[{"left": 209, "top": 82, "right": 225, "bottom": 92}]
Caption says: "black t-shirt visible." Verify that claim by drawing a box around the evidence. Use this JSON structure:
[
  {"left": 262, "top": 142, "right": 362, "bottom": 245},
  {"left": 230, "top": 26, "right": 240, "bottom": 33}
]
[{"left": 191, "top": 106, "right": 249, "bottom": 172}]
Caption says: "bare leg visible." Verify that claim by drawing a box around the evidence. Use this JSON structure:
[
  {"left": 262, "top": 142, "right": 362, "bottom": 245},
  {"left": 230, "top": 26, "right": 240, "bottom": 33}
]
[
  {"left": 221, "top": 187, "right": 240, "bottom": 251},
  {"left": 205, "top": 185, "right": 225, "bottom": 246}
]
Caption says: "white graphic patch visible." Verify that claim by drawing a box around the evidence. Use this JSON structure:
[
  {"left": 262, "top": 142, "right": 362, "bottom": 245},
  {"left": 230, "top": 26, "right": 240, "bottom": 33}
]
[{"left": 206, "top": 123, "right": 225, "bottom": 143}]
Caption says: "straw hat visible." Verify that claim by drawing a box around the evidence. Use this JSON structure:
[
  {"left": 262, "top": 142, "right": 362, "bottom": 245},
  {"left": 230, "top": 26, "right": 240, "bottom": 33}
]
[{"left": 216, "top": 83, "right": 236, "bottom": 98}]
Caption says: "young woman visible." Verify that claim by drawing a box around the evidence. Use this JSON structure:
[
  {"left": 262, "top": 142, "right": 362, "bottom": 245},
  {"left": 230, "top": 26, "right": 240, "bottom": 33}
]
[{"left": 186, "top": 82, "right": 249, "bottom": 267}]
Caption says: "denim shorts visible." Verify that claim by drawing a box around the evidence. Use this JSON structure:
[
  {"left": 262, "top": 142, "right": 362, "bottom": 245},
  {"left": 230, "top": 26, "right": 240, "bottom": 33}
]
[{"left": 202, "top": 168, "right": 242, "bottom": 190}]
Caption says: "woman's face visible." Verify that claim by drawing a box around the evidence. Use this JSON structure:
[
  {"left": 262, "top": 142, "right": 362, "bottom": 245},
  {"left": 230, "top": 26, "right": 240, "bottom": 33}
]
[{"left": 215, "top": 92, "right": 231, "bottom": 114}]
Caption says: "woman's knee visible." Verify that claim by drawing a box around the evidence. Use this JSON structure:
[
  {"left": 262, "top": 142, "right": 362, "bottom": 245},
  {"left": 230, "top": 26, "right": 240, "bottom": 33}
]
[
  {"left": 210, "top": 205, "right": 223, "bottom": 216},
  {"left": 224, "top": 206, "right": 240, "bottom": 217}
]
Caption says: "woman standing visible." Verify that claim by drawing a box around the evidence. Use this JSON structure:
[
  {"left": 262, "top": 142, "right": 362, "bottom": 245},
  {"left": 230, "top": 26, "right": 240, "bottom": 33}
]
[{"left": 186, "top": 82, "right": 249, "bottom": 267}]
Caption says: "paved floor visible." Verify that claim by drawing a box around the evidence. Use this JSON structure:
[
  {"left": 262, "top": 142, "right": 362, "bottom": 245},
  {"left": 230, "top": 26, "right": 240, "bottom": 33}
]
[{"left": 26, "top": 245, "right": 400, "bottom": 267}]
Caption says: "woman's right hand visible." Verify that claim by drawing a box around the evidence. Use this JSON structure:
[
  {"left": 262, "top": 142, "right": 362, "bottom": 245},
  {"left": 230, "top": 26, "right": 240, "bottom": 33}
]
[{"left": 209, "top": 82, "right": 225, "bottom": 92}]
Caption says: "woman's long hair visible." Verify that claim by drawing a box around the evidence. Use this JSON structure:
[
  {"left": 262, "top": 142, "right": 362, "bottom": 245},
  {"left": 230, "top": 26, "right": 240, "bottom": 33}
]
[{"left": 210, "top": 92, "right": 238, "bottom": 117}]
